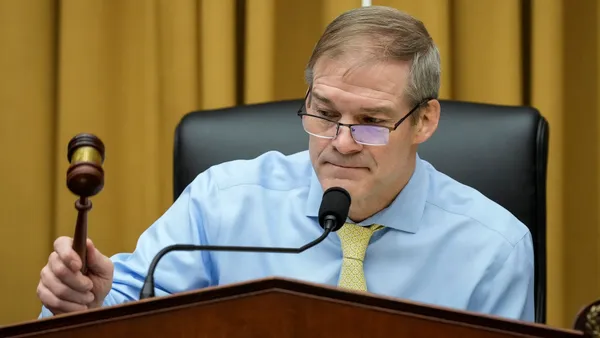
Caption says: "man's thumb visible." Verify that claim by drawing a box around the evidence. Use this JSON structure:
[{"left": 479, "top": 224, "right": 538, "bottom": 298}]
[{"left": 86, "top": 239, "right": 112, "bottom": 277}]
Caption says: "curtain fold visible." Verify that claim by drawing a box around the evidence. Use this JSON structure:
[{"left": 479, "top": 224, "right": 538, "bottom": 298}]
[
  {"left": 561, "top": 0, "right": 600, "bottom": 326},
  {"left": 531, "top": 0, "right": 565, "bottom": 326},
  {"left": 0, "top": 0, "right": 57, "bottom": 325},
  {"left": 1, "top": 0, "right": 599, "bottom": 329},
  {"left": 452, "top": 0, "right": 523, "bottom": 104},
  {"left": 245, "top": 0, "right": 275, "bottom": 104},
  {"left": 200, "top": 0, "right": 236, "bottom": 109}
]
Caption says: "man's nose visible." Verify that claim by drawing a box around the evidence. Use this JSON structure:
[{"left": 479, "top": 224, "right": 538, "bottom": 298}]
[{"left": 332, "top": 125, "right": 362, "bottom": 154}]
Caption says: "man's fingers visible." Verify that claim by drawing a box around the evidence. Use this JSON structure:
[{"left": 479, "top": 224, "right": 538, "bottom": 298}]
[
  {"left": 37, "top": 281, "right": 87, "bottom": 315},
  {"left": 40, "top": 265, "right": 94, "bottom": 305},
  {"left": 53, "top": 236, "right": 81, "bottom": 272},
  {"left": 48, "top": 252, "right": 93, "bottom": 293}
]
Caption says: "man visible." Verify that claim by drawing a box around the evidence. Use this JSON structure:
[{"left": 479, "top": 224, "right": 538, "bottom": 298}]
[{"left": 37, "top": 6, "right": 534, "bottom": 321}]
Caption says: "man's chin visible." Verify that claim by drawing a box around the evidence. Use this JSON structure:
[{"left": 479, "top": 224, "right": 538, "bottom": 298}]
[{"left": 320, "top": 178, "right": 363, "bottom": 199}]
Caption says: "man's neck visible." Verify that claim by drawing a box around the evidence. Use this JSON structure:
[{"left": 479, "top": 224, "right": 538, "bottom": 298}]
[
  {"left": 348, "top": 191, "right": 399, "bottom": 223},
  {"left": 347, "top": 157, "right": 417, "bottom": 223},
  {"left": 348, "top": 181, "right": 410, "bottom": 223}
]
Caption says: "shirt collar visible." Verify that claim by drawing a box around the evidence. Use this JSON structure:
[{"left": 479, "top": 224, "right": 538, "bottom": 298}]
[{"left": 305, "top": 154, "right": 428, "bottom": 234}]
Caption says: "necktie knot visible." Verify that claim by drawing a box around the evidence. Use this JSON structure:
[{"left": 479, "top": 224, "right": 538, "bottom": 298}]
[
  {"left": 337, "top": 223, "right": 383, "bottom": 291},
  {"left": 338, "top": 223, "right": 382, "bottom": 261}
]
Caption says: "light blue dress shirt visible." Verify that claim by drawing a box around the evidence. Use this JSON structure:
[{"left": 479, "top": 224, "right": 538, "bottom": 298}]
[{"left": 40, "top": 150, "right": 534, "bottom": 321}]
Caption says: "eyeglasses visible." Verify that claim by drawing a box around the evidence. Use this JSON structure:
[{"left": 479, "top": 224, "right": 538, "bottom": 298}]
[{"left": 297, "top": 90, "right": 430, "bottom": 146}]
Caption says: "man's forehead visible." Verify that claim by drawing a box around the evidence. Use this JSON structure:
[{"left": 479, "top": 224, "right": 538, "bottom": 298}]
[
  {"left": 309, "top": 89, "right": 399, "bottom": 117},
  {"left": 312, "top": 56, "right": 410, "bottom": 95},
  {"left": 313, "top": 52, "right": 410, "bottom": 75}
]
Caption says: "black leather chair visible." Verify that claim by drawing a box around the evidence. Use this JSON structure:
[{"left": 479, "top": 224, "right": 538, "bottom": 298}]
[{"left": 173, "top": 99, "right": 549, "bottom": 323}]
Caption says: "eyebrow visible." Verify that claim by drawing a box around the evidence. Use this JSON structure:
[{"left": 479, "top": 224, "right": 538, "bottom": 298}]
[
  {"left": 311, "top": 91, "right": 395, "bottom": 116},
  {"left": 311, "top": 92, "right": 332, "bottom": 105},
  {"left": 360, "top": 106, "right": 395, "bottom": 115}
]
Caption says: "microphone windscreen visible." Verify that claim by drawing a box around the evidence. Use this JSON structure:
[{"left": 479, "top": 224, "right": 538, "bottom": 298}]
[{"left": 318, "top": 187, "right": 351, "bottom": 231}]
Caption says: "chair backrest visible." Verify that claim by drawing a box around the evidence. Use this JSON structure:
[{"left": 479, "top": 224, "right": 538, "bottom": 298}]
[{"left": 173, "top": 99, "right": 548, "bottom": 323}]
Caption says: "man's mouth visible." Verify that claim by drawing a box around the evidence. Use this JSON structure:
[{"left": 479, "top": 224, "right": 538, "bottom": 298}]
[{"left": 328, "top": 162, "right": 363, "bottom": 169}]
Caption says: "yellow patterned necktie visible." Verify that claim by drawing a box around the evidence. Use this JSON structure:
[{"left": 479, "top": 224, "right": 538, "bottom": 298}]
[{"left": 337, "top": 223, "right": 383, "bottom": 291}]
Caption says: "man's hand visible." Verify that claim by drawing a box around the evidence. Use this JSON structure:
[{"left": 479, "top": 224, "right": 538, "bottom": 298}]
[{"left": 37, "top": 236, "right": 114, "bottom": 315}]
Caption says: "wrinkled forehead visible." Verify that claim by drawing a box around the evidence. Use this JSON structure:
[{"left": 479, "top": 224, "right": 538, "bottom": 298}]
[{"left": 310, "top": 53, "right": 412, "bottom": 109}]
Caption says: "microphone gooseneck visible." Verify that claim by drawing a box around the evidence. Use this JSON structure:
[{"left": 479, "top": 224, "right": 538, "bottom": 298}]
[{"left": 139, "top": 186, "right": 352, "bottom": 300}]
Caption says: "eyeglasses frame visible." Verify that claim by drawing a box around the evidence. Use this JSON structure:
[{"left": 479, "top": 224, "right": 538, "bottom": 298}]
[{"left": 296, "top": 88, "right": 432, "bottom": 144}]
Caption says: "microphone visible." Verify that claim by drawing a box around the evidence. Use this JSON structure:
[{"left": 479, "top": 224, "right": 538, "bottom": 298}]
[{"left": 139, "top": 186, "right": 351, "bottom": 300}]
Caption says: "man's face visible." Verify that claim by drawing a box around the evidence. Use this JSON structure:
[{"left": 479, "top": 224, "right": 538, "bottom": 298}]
[{"left": 307, "top": 53, "right": 438, "bottom": 219}]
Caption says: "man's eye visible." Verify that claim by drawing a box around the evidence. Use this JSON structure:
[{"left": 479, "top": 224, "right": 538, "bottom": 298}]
[
  {"left": 363, "top": 117, "right": 386, "bottom": 124},
  {"left": 317, "top": 110, "right": 337, "bottom": 118}
]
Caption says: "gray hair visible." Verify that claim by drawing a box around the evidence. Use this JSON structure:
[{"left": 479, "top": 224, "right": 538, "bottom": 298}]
[{"left": 304, "top": 6, "right": 440, "bottom": 118}]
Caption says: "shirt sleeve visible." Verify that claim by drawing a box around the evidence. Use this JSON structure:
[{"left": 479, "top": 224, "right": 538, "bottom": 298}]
[
  {"left": 469, "top": 231, "right": 535, "bottom": 322},
  {"left": 39, "top": 170, "right": 218, "bottom": 318}
]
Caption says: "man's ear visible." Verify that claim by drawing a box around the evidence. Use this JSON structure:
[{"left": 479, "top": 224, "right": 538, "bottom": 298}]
[{"left": 413, "top": 99, "right": 440, "bottom": 145}]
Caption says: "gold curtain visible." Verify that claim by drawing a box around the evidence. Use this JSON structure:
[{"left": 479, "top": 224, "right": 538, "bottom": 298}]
[{"left": 0, "top": 0, "right": 598, "bottom": 329}]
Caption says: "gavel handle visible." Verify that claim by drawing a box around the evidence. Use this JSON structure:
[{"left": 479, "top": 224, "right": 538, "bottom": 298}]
[{"left": 73, "top": 197, "right": 92, "bottom": 274}]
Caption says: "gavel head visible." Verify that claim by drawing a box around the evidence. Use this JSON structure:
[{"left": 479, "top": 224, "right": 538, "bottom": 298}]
[{"left": 67, "top": 133, "right": 105, "bottom": 198}]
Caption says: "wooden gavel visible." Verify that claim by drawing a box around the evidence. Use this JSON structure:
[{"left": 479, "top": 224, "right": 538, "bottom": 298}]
[{"left": 66, "top": 133, "right": 105, "bottom": 275}]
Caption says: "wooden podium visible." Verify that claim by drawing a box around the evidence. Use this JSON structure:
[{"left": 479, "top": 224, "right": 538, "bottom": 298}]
[{"left": 0, "top": 278, "right": 585, "bottom": 338}]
